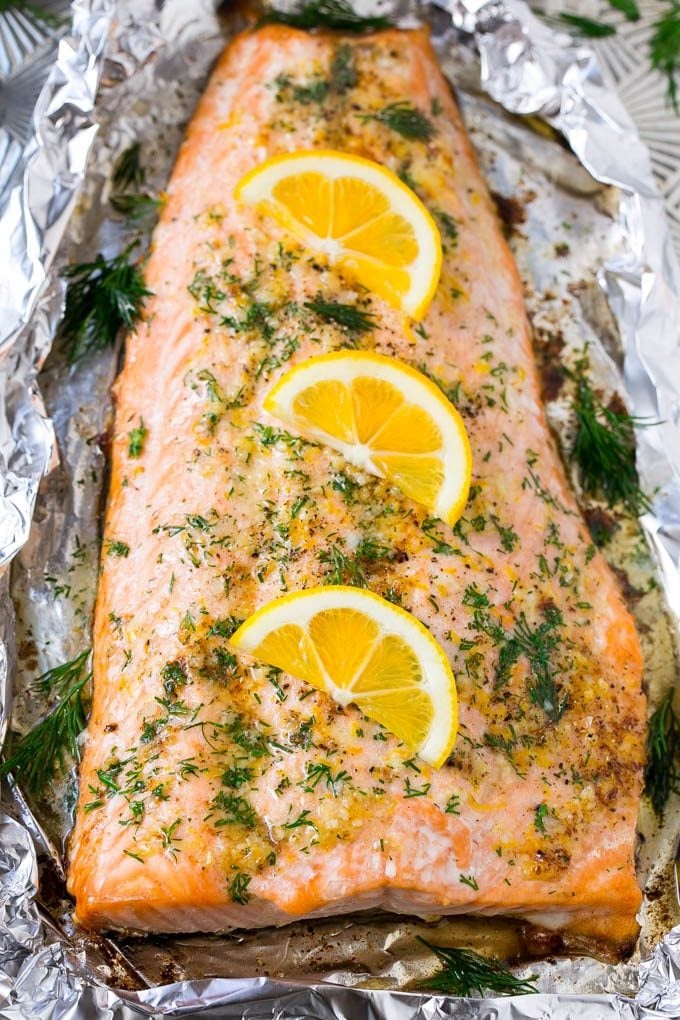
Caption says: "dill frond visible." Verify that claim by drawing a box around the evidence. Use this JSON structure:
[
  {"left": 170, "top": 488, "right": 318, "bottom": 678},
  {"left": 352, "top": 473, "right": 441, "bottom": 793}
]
[
  {"left": 651, "top": 3, "right": 680, "bottom": 112},
  {"left": 258, "top": 0, "right": 390, "bottom": 32},
  {"left": 60, "top": 244, "right": 152, "bottom": 363},
  {"left": 112, "top": 143, "right": 145, "bottom": 191},
  {"left": 569, "top": 355, "right": 652, "bottom": 516},
  {"left": 417, "top": 938, "right": 538, "bottom": 997},
  {"left": 644, "top": 691, "right": 680, "bottom": 817},
  {"left": 0, "top": 650, "right": 92, "bottom": 796}
]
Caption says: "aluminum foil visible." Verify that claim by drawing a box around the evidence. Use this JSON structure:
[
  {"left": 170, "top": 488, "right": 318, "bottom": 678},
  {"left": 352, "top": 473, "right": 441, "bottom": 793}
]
[{"left": 1, "top": 0, "right": 680, "bottom": 1016}]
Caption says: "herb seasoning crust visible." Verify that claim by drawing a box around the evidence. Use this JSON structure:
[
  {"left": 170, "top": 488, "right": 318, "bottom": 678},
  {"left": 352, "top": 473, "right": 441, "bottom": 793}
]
[{"left": 68, "top": 25, "right": 646, "bottom": 952}]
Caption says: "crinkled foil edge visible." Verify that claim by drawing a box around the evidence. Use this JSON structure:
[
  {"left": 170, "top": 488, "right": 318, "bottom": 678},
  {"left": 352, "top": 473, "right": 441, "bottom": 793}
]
[{"left": 1, "top": 0, "right": 680, "bottom": 1016}]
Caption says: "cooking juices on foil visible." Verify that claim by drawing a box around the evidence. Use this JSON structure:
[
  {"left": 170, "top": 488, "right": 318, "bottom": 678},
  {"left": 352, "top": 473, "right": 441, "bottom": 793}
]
[{"left": 0, "top": 0, "right": 679, "bottom": 1016}]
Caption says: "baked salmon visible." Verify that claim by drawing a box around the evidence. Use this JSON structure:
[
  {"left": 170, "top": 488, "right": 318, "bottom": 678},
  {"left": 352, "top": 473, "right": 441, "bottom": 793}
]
[{"left": 67, "top": 24, "right": 646, "bottom": 953}]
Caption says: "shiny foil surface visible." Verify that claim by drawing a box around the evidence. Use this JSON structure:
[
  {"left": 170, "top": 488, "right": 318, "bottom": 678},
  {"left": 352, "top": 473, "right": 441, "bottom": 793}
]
[{"left": 0, "top": 0, "right": 679, "bottom": 1016}]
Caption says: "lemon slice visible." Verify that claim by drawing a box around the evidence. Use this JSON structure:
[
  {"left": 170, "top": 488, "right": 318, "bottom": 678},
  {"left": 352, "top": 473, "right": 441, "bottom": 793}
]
[
  {"left": 230, "top": 586, "right": 457, "bottom": 767},
  {"left": 235, "top": 150, "right": 442, "bottom": 320},
  {"left": 264, "top": 351, "right": 472, "bottom": 524}
]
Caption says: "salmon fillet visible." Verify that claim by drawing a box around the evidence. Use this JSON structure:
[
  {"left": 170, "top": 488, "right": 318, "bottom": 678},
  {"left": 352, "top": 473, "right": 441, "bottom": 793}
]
[{"left": 68, "top": 25, "right": 646, "bottom": 953}]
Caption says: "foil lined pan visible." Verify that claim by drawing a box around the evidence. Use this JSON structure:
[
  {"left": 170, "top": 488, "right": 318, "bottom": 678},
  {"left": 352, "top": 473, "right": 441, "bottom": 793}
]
[{"left": 1, "top": 0, "right": 680, "bottom": 1015}]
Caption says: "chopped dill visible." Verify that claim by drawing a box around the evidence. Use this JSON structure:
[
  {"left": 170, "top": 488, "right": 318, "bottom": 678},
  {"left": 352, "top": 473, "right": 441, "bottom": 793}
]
[
  {"left": 445, "top": 793, "right": 461, "bottom": 815},
  {"left": 534, "top": 802, "right": 549, "bottom": 833},
  {"left": 354, "top": 536, "right": 394, "bottom": 562},
  {"left": 507, "top": 608, "right": 567, "bottom": 722},
  {"left": 252, "top": 423, "right": 311, "bottom": 453},
  {"left": 330, "top": 44, "right": 357, "bottom": 92},
  {"left": 159, "top": 818, "right": 182, "bottom": 859},
  {"left": 128, "top": 419, "right": 147, "bottom": 458},
  {"left": 60, "top": 244, "right": 151, "bottom": 363},
  {"left": 434, "top": 208, "right": 459, "bottom": 242},
  {"left": 211, "top": 790, "right": 257, "bottom": 828},
  {"left": 161, "top": 660, "right": 187, "bottom": 697},
  {"left": 416, "top": 938, "right": 538, "bottom": 997},
  {"left": 305, "top": 299, "right": 376, "bottom": 334},
  {"left": 361, "top": 101, "right": 436, "bottom": 141},
  {"left": 301, "top": 761, "right": 349, "bottom": 796},
  {"left": 569, "top": 354, "right": 652, "bottom": 515},
  {"left": 398, "top": 163, "right": 418, "bottom": 191},
  {"left": 421, "top": 517, "right": 456, "bottom": 555},
  {"left": 229, "top": 871, "right": 251, "bottom": 904},
  {"left": 258, "top": 0, "right": 390, "bottom": 32},
  {"left": 644, "top": 690, "right": 680, "bottom": 816},
  {"left": 274, "top": 72, "right": 329, "bottom": 105},
  {"left": 416, "top": 363, "right": 462, "bottom": 407},
  {"left": 320, "top": 536, "right": 394, "bottom": 587},
  {"left": 106, "top": 540, "right": 130, "bottom": 558},
  {"left": 319, "top": 543, "right": 367, "bottom": 587},
  {"left": 221, "top": 765, "right": 254, "bottom": 789},
  {"left": 330, "top": 471, "right": 360, "bottom": 504},
  {"left": 207, "top": 616, "right": 243, "bottom": 639},
  {"left": 283, "top": 808, "right": 318, "bottom": 830},
  {"left": 404, "top": 777, "right": 431, "bottom": 798},
  {"left": 0, "top": 650, "right": 92, "bottom": 795},
  {"left": 489, "top": 513, "right": 519, "bottom": 553}
]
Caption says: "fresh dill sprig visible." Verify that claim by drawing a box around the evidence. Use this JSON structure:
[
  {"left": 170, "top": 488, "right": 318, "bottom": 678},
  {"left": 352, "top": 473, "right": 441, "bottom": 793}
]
[
  {"left": 651, "top": 3, "right": 680, "bottom": 112},
  {"left": 258, "top": 0, "right": 390, "bottom": 31},
  {"left": 111, "top": 143, "right": 161, "bottom": 222},
  {"left": 30, "top": 648, "right": 91, "bottom": 697},
  {"left": 569, "top": 354, "right": 652, "bottom": 516},
  {"left": 557, "top": 13, "right": 616, "bottom": 36},
  {"left": 60, "top": 244, "right": 152, "bottom": 363},
  {"left": 644, "top": 690, "right": 680, "bottom": 816},
  {"left": 417, "top": 938, "right": 538, "bottom": 997},
  {"left": 112, "top": 143, "right": 145, "bottom": 191},
  {"left": 361, "top": 101, "right": 436, "bottom": 141},
  {"left": 305, "top": 299, "right": 376, "bottom": 334},
  {"left": 608, "top": 0, "right": 640, "bottom": 20},
  {"left": 0, "top": 650, "right": 92, "bottom": 796},
  {"left": 549, "top": 2, "right": 679, "bottom": 112},
  {"left": 110, "top": 193, "right": 161, "bottom": 222}
]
